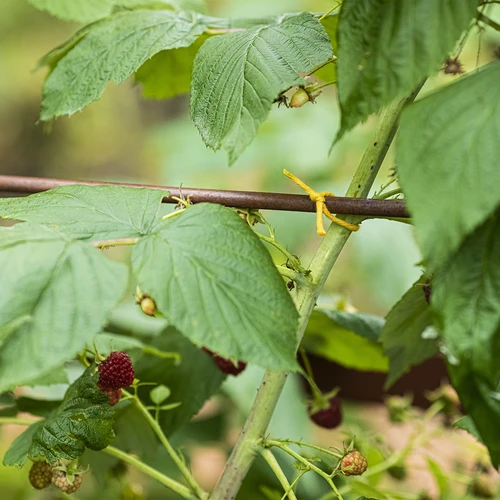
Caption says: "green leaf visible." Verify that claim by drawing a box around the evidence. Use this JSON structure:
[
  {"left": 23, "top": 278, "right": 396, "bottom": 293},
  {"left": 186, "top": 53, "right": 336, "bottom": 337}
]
[
  {"left": 190, "top": 12, "right": 332, "bottom": 164},
  {"left": 132, "top": 203, "right": 299, "bottom": 371},
  {"left": 41, "top": 10, "right": 208, "bottom": 120},
  {"left": 432, "top": 214, "right": 500, "bottom": 465},
  {"left": 302, "top": 309, "right": 388, "bottom": 372},
  {"left": 351, "top": 480, "right": 387, "bottom": 499},
  {"left": 136, "top": 34, "right": 209, "bottom": 99},
  {"left": 426, "top": 457, "right": 450, "bottom": 498},
  {"left": 336, "top": 0, "right": 479, "bottom": 138},
  {"left": 0, "top": 224, "right": 128, "bottom": 391},
  {"left": 397, "top": 61, "right": 500, "bottom": 271},
  {"left": 0, "top": 185, "right": 165, "bottom": 240},
  {"left": 16, "top": 398, "right": 62, "bottom": 417},
  {"left": 150, "top": 385, "right": 171, "bottom": 405},
  {"left": 28, "top": 0, "right": 116, "bottom": 23},
  {"left": 134, "top": 327, "right": 225, "bottom": 435},
  {"left": 453, "top": 416, "right": 483, "bottom": 443},
  {"left": 381, "top": 277, "right": 438, "bottom": 388},
  {"left": 3, "top": 367, "right": 115, "bottom": 466}
]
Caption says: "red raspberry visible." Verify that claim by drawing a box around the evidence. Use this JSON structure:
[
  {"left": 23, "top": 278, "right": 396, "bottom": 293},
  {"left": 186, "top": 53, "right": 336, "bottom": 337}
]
[
  {"left": 51, "top": 470, "right": 83, "bottom": 494},
  {"left": 97, "top": 382, "right": 122, "bottom": 406},
  {"left": 341, "top": 450, "right": 367, "bottom": 476},
  {"left": 202, "top": 348, "right": 247, "bottom": 376},
  {"left": 98, "top": 351, "right": 134, "bottom": 389},
  {"left": 29, "top": 461, "right": 53, "bottom": 489},
  {"left": 308, "top": 396, "right": 342, "bottom": 429}
]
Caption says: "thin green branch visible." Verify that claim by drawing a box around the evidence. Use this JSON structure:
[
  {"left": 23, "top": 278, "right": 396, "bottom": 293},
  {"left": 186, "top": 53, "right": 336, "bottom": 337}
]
[
  {"left": 104, "top": 446, "right": 194, "bottom": 499},
  {"left": 124, "top": 390, "right": 208, "bottom": 500},
  {"left": 0, "top": 417, "right": 37, "bottom": 426},
  {"left": 260, "top": 449, "right": 298, "bottom": 500},
  {"left": 275, "top": 265, "right": 313, "bottom": 289},
  {"left": 477, "top": 11, "right": 500, "bottom": 32},
  {"left": 257, "top": 233, "right": 307, "bottom": 274},
  {"left": 210, "top": 85, "right": 423, "bottom": 500}
]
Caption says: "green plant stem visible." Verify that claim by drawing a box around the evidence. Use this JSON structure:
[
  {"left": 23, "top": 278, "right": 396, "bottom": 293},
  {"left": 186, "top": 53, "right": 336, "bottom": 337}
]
[
  {"left": 275, "top": 439, "right": 343, "bottom": 459},
  {"left": 275, "top": 265, "right": 313, "bottom": 289},
  {"left": 0, "top": 417, "right": 37, "bottom": 426},
  {"left": 210, "top": 86, "right": 423, "bottom": 500},
  {"left": 260, "top": 449, "right": 299, "bottom": 500},
  {"left": 92, "top": 238, "right": 139, "bottom": 248},
  {"left": 299, "top": 350, "right": 324, "bottom": 402},
  {"left": 306, "top": 57, "right": 337, "bottom": 76},
  {"left": 477, "top": 11, "right": 500, "bottom": 32},
  {"left": 104, "top": 445, "right": 195, "bottom": 499},
  {"left": 257, "top": 233, "right": 307, "bottom": 274},
  {"left": 126, "top": 391, "right": 208, "bottom": 500},
  {"left": 375, "top": 188, "right": 402, "bottom": 200},
  {"left": 266, "top": 441, "right": 343, "bottom": 500}
]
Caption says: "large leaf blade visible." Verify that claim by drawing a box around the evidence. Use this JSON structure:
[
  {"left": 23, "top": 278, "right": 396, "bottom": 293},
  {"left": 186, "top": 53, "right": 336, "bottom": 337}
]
[
  {"left": 0, "top": 224, "right": 128, "bottom": 391},
  {"left": 397, "top": 61, "right": 500, "bottom": 270},
  {"left": 190, "top": 12, "right": 332, "bottom": 164},
  {"left": 41, "top": 10, "right": 207, "bottom": 120},
  {"left": 131, "top": 203, "right": 299, "bottom": 371},
  {"left": 337, "top": 0, "right": 479, "bottom": 138},
  {"left": 0, "top": 185, "right": 165, "bottom": 240}
]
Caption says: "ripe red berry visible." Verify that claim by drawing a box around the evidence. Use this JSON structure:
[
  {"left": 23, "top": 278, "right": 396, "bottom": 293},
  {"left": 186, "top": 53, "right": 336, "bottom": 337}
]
[
  {"left": 341, "top": 450, "right": 368, "bottom": 476},
  {"left": 309, "top": 396, "right": 342, "bottom": 429},
  {"left": 202, "top": 348, "right": 247, "bottom": 376},
  {"left": 29, "top": 461, "right": 53, "bottom": 489},
  {"left": 98, "top": 351, "right": 135, "bottom": 390},
  {"left": 97, "top": 382, "right": 122, "bottom": 406}
]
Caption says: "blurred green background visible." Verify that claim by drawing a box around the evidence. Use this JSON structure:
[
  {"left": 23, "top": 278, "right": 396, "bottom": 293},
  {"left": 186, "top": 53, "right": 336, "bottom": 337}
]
[{"left": 1, "top": 1, "right": 499, "bottom": 498}]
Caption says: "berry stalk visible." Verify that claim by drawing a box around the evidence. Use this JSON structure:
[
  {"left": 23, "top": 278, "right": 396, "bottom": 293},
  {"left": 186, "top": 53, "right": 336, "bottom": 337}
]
[{"left": 210, "top": 85, "right": 424, "bottom": 500}]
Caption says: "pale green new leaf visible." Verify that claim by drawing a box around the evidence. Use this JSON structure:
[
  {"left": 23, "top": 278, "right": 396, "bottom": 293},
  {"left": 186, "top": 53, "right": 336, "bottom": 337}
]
[
  {"left": 302, "top": 310, "right": 388, "bottom": 372},
  {"left": 0, "top": 185, "right": 165, "bottom": 241},
  {"left": 132, "top": 204, "right": 299, "bottom": 371},
  {"left": 3, "top": 367, "right": 115, "bottom": 466},
  {"left": 397, "top": 61, "right": 500, "bottom": 271},
  {"left": 41, "top": 10, "right": 208, "bottom": 120},
  {"left": 190, "top": 12, "right": 332, "bottom": 164},
  {"left": 381, "top": 277, "right": 438, "bottom": 388},
  {"left": 336, "top": 0, "right": 479, "bottom": 138},
  {"left": 0, "top": 224, "right": 128, "bottom": 391}
]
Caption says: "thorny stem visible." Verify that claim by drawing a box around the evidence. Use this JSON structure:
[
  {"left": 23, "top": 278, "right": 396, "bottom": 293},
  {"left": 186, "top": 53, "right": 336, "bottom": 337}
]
[
  {"left": 276, "top": 439, "right": 343, "bottom": 460},
  {"left": 260, "top": 448, "right": 299, "bottom": 500},
  {"left": 257, "top": 233, "right": 308, "bottom": 274},
  {"left": 124, "top": 390, "right": 208, "bottom": 499},
  {"left": 210, "top": 85, "right": 424, "bottom": 500},
  {"left": 477, "top": 11, "right": 500, "bottom": 32},
  {"left": 275, "top": 265, "right": 313, "bottom": 289},
  {"left": 103, "top": 446, "right": 195, "bottom": 499}
]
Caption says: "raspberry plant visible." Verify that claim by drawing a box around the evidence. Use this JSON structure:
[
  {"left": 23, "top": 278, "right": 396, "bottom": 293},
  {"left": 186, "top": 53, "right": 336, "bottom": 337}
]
[{"left": 1, "top": 0, "right": 500, "bottom": 499}]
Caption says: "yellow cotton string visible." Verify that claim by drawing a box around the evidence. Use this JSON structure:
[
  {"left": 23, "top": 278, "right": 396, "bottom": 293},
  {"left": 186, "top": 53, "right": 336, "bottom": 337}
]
[{"left": 283, "top": 169, "right": 360, "bottom": 236}]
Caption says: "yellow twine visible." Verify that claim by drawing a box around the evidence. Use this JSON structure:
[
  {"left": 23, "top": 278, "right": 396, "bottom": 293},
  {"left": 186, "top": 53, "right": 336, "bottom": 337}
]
[{"left": 283, "top": 169, "right": 360, "bottom": 236}]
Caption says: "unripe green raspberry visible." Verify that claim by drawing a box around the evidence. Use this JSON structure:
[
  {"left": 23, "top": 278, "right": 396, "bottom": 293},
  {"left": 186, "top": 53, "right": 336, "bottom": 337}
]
[
  {"left": 51, "top": 469, "right": 83, "bottom": 494},
  {"left": 28, "top": 461, "right": 53, "bottom": 489},
  {"left": 340, "top": 450, "right": 367, "bottom": 476}
]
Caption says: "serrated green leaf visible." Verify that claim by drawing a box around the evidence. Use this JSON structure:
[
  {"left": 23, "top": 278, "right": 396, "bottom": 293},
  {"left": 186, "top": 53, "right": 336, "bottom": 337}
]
[
  {"left": 3, "top": 367, "right": 115, "bottom": 466},
  {"left": 132, "top": 203, "right": 299, "bottom": 371},
  {"left": 453, "top": 416, "right": 483, "bottom": 443},
  {"left": 135, "top": 327, "right": 225, "bottom": 435},
  {"left": 0, "top": 224, "right": 128, "bottom": 391},
  {"left": 336, "top": 0, "right": 479, "bottom": 139},
  {"left": 136, "top": 34, "right": 209, "bottom": 99},
  {"left": 302, "top": 309, "right": 388, "bottom": 372},
  {"left": 432, "top": 214, "right": 500, "bottom": 466},
  {"left": 16, "top": 398, "right": 62, "bottom": 417},
  {"left": 0, "top": 185, "right": 165, "bottom": 240},
  {"left": 351, "top": 480, "right": 387, "bottom": 500},
  {"left": 190, "top": 12, "right": 332, "bottom": 164},
  {"left": 28, "top": 0, "right": 200, "bottom": 23},
  {"left": 398, "top": 61, "right": 500, "bottom": 271},
  {"left": 381, "top": 277, "right": 438, "bottom": 388},
  {"left": 41, "top": 10, "right": 208, "bottom": 120}
]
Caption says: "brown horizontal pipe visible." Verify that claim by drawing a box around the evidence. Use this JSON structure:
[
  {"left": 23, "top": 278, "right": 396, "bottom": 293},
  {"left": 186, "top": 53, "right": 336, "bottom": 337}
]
[{"left": 0, "top": 175, "right": 409, "bottom": 218}]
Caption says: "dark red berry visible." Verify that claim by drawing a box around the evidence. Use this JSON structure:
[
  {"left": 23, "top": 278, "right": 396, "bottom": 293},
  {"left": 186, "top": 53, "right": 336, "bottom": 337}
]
[
  {"left": 98, "top": 351, "right": 134, "bottom": 389},
  {"left": 309, "top": 396, "right": 342, "bottom": 429},
  {"left": 97, "top": 382, "right": 122, "bottom": 406},
  {"left": 202, "top": 348, "right": 247, "bottom": 376}
]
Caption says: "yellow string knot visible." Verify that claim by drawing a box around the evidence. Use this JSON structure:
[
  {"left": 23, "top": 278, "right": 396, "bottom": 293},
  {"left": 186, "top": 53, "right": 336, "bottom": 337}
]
[{"left": 283, "top": 169, "right": 360, "bottom": 236}]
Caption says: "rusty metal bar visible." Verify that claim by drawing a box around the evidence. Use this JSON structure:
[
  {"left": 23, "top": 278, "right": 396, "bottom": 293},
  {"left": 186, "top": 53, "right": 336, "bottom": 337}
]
[{"left": 0, "top": 174, "right": 409, "bottom": 218}]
